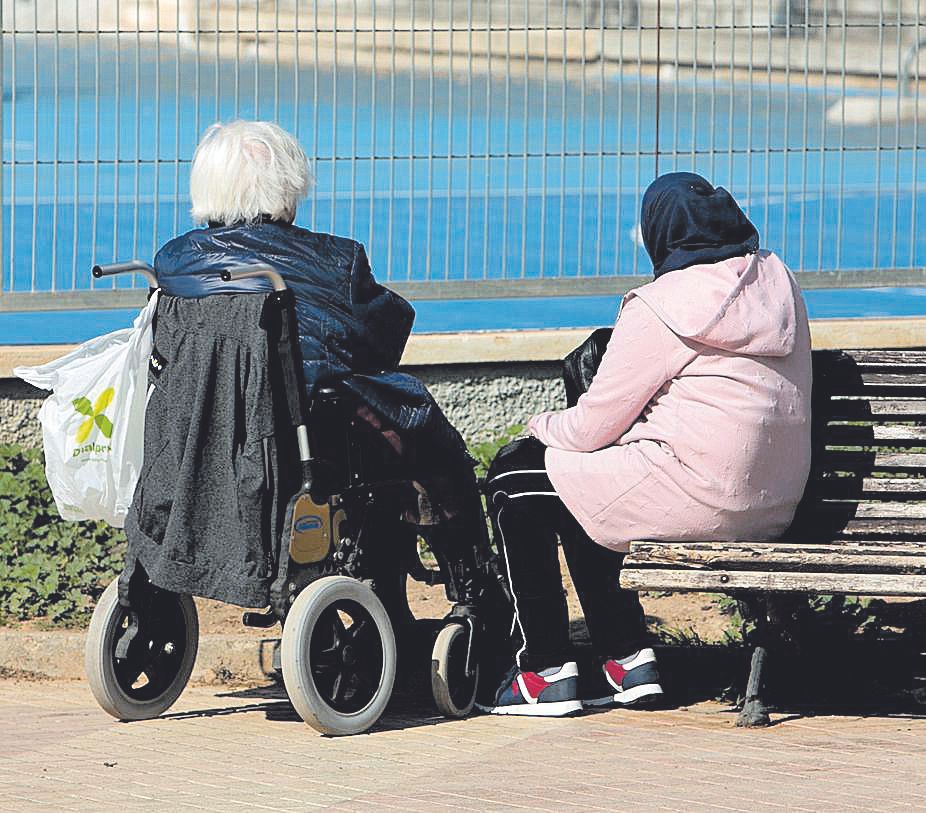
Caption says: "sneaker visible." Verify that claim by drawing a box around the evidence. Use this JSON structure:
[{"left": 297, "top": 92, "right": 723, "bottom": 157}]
[
  {"left": 583, "top": 648, "right": 664, "bottom": 708},
  {"left": 477, "top": 662, "right": 583, "bottom": 717}
]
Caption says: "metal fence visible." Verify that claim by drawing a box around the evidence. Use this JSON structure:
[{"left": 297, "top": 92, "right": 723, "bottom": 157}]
[{"left": 1, "top": 0, "right": 925, "bottom": 311}]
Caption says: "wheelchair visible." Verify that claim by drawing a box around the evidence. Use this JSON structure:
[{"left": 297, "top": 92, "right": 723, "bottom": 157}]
[{"left": 84, "top": 261, "right": 509, "bottom": 735}]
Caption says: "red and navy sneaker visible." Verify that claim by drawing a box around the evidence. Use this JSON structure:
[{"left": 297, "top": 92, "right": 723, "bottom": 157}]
[
  {"left": 583, "top": 648, "right": 664, "bottom": 708},
  {"left": 477, "top": 662, "right": 583, "bottom": 717}
]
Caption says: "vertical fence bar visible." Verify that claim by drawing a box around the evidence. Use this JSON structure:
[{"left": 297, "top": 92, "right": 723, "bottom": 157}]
[
  {"left": 386, "top": 0, "right": 396, "bottom": 279},
  {"left": 331, "top": 0, "right": 341, "bottom": 236},
  {"left": 539, "top": 0, "right": 549, "bottom": 277},
  {"left": 274, "top": 0, "right": 280, "bottom": 122},
  {"left": 132, "top": 0, "right": 140, "bottom": 261},
  {"left": 616, "top": 0, "right": 627, "bottom": 276},
  {"left": 519, "top": 0, "right": 529, "bottom": 279},
  {"left": 744, "top": 0, "right": 753, "bottom": 221},
  {"left": 294, "top": 0, "right": 301, "bottom": 140},
  {"left": 30, "top": 0, "right": 38, "bottom": 291},
  {"left": 726, "top": 2, "right": 735, "bottom": 185},
  {"left": 834, "top": 0, "right": 848, "bottom": 271},
  {"left": 71, "top": 2, "right": 80, "bottom": 290},
  {"left": 815, "top": 1, "right": 829, "bottom": 273},
  {"left": 500, "top": 0, "right": 509, "bottom": 280},
  {"left": 253, "top": 0, "right": 260, "bottom": 116},
  {"left": 405, "top": 0, "right": 416, "bottom": 279},
  {"left": 426, "top": 0, "right": 435, "bottom": 279},
  {"left": 195, "top": 0, "right": 201, "bottom": 139},
  {"left": 482, "top": 0, "right": 492, "bottom": 280},
  {"left": 910, "top": 0, "right": 921, "bottom": 267},
  {"left": 444, "top": 0, "right": 456, "bottom": 281},
  {"left": 708, "top": 0, "right": 717, "bottom": 183},
  {"left": 890, "top": 2, "right": 903, "bottom": 269},
  {"left": 50, "top": 0, "right": 59, "bottom": 290},
  {"left": 368, "top": 0, "right": 376, "bottom": 254},
  {"left": 557, "top": 0, "right": 566, "bottom": 278},
  {"left": 654, "top": 0, "right": 661, "bottom": 178},
  {"left": 672, "top": 0, "right": 679, "bottom": 172},
  {"left": 152, "top": 0, "right": 162, "bottom": 262},
  {"left": 593, "top": 0, "right": 604, "bottom": 277},
  {"left": 234, "top": 0, "right": 241, "bottom": 116},
  {"left": 762, "top": 0, "right": 772, "bottom": 246},
  {"left": 780, "top": 0, "right": 792, "bottom": 261},
  {"left": 1, "top": 3, "right": 6, "bottom": 296},
  {"left": 173, "top": 0, "right": 182, "bottom": 237},
  {"left": 111, "top": 0, "right": 122, "bottom": 284},
  {"left": 90, "top": 0, "right": 99, "bottom": 280},
  {"left": 8, "top": 0, "right": 16, "bottom": 292},
  {"left": 690, "top": 1, "right": 697, "bottom": 171},
  {"left": 631, "top": 0, "right": 642, "bottom": 276},
  {"left": 870, "top": 4, "right": 884, "bottom": 269},
  {"left": 576, "top": 2, "right": 588, "bottom": 278},
  {"left": 349, "top": 0, "right": 358, "bottom": 238},
  {"left": 312, "top": 0, "right": 321, "bottom": 228},
  {"left": 464, "top": 0, "right": 473, "bottom": 280},
  {"left": 215, "top": 0, "right": 220, "bottom": 123},
  {"left": 798, "top": 0, "right": 810, "bottom": 271}
]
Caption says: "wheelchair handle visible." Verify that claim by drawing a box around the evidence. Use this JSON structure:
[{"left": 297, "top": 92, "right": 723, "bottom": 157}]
[
  {"left": 92, "top": 260, "right": 158, "bottom": 289},
  {"left": 221, "top": 263, "right": 288, "bottom": 292}
]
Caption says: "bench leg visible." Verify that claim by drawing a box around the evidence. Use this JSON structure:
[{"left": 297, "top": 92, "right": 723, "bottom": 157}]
[{"left": 737, "top": 644, "right": 771, "bottom": 727}]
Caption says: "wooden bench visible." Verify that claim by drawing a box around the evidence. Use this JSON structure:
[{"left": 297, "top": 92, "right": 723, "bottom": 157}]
[{"left": 620, "top": 348, "right": 926, "bottom": 726}]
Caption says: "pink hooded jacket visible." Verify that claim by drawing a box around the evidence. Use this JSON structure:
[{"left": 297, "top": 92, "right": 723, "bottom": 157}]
[{"left": 528, "top": 250, "right": 813, "bottom": 552}]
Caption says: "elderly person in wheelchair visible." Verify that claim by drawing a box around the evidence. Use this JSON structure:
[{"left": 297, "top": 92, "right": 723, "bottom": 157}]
[{"left": 86, "top": 120, "right": 509, "bottom": 735}]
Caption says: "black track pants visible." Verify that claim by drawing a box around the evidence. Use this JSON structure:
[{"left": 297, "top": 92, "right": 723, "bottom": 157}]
[{"left": 486, "top": 437, "right": 646, "bottom": 672}]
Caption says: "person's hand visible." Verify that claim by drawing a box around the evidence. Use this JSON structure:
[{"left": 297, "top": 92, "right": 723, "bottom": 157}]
[{"left": 355, "top": 404, "right": 404, "bottom": 454}]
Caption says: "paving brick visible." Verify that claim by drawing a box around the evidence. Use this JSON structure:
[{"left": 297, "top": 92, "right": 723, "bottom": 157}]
[{"left": 3, "top": 679, "right": 926, "bottom": 812}]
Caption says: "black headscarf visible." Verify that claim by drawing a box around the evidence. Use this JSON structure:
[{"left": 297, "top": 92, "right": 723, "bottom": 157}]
[{"left": 641, "top": 172, "right": 759, "bottom": 279}]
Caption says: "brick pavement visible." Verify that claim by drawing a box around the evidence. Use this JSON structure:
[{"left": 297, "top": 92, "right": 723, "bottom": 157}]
[{"left": 2, "top": 678, "right": 925, "bottom": 812}]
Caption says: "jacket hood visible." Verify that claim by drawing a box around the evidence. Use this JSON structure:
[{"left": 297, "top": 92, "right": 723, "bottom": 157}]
[
  {"left": 641, "top": 172, "right": 760, "bottom": 279},
  {"left": 625, "top": 250, "right": 801, "bottom": 357}
]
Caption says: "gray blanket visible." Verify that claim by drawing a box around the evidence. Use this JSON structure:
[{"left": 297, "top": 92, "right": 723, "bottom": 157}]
[{"left": 121, "top": 293, "right": 297, "bottom": 607}]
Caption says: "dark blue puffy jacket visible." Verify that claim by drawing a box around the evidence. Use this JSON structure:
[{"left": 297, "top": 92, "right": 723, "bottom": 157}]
[{"left": 154, "top": 221, "right": 470, "bottom": 461}]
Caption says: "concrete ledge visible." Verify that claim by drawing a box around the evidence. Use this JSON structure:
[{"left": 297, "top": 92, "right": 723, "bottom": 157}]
[
  {"left": 0, "top": 629, "right": 277, "bottom": 684},
  {"left": 2, "top": 317, "right": 924, "bottom": 376}
]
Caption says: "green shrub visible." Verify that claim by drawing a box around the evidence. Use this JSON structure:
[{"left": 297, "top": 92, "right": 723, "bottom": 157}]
[
  {"left": 470, "top": 424, "right": 525, "bottom": 478},
  {"left": 0, "top": 444, "right": 124, "bottom": 626}
]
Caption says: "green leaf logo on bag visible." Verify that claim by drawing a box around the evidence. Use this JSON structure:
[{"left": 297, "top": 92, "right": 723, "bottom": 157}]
[{"left": 71, "top": 388, "right": 116, "bottom": 458}]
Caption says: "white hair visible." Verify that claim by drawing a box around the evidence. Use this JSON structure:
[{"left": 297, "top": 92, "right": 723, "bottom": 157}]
[{"left": 189, "top": 120, "right": 314, "bottom": 226}]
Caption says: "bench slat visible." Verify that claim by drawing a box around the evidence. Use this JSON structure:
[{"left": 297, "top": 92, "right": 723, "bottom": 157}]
[
  {"left": 836, "top": 349, "right": 926, "bottom": 368},
  {"left": 819, "top": 369, "right": 926, "bottom": 398},
  {"left": 824, "top": 424, "right": 926, "bottom": 447},
  {"left": 619, "top": 568, "right": 926, "bottom": 596},
  {"left": 816, "top": 477, "right": 926, "bottom": 501},
  {"left": 820, "top": 450, "right": 926, "bottom": 475},
  {"left": 789, "top": 509, "right": 926, "bottom": 540},
  {"left": 624, "top": 540, "right": 926, "bottom": 574},
  {"left": 835, "top": 501, "right": 926, "bottom": 519},
  {"left": 826, "top": 398, "right": 926, "bottom": 422}
]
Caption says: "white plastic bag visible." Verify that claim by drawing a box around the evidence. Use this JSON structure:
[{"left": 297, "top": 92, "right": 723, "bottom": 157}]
[{"left": 14, "top": 291, "right": 160, "bottom": 527}]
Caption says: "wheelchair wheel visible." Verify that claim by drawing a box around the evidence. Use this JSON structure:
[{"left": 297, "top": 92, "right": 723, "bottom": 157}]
[
  {"left": 281, "top": 576, "right": 396, "bottom": 736},
  {"left": 431, "top": 622, "right": 479, "bottom": 718},
  {"left": 85, "top": 578, "right": 198, "bottom": 721}
]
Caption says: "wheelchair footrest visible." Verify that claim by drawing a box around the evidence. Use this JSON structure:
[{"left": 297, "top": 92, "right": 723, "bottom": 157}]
[{"left": 242, "top": 609, "right": 278, "bottom": 628}]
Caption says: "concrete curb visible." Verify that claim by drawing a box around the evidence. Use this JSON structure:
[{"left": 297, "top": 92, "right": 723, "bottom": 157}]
[
  {"left": 3, "top": 317, "right": 926, "bottom": 376},
  {"left": 0, "top": 629, "right": 278, "bottom": 685}
]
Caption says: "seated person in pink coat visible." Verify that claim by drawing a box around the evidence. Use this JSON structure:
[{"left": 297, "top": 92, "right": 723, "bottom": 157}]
[{"left": 479, "top": 172, "right": 813, "bottom": 717}]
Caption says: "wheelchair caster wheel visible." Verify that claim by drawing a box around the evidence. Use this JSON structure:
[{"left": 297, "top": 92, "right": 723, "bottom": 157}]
[
  {"left": 85, "top": 578, "right": 198, "bottom": 721},
  {"left": 281, "top": 576, "right": 396, "bottom": 736},
  {"left": 431, "top": 622, "right": 479, "bottom": 719}
]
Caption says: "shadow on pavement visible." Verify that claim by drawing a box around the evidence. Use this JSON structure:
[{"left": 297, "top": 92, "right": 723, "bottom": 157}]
[{"left": 162, "top": 607, "right": 926, "bottom": 731}]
